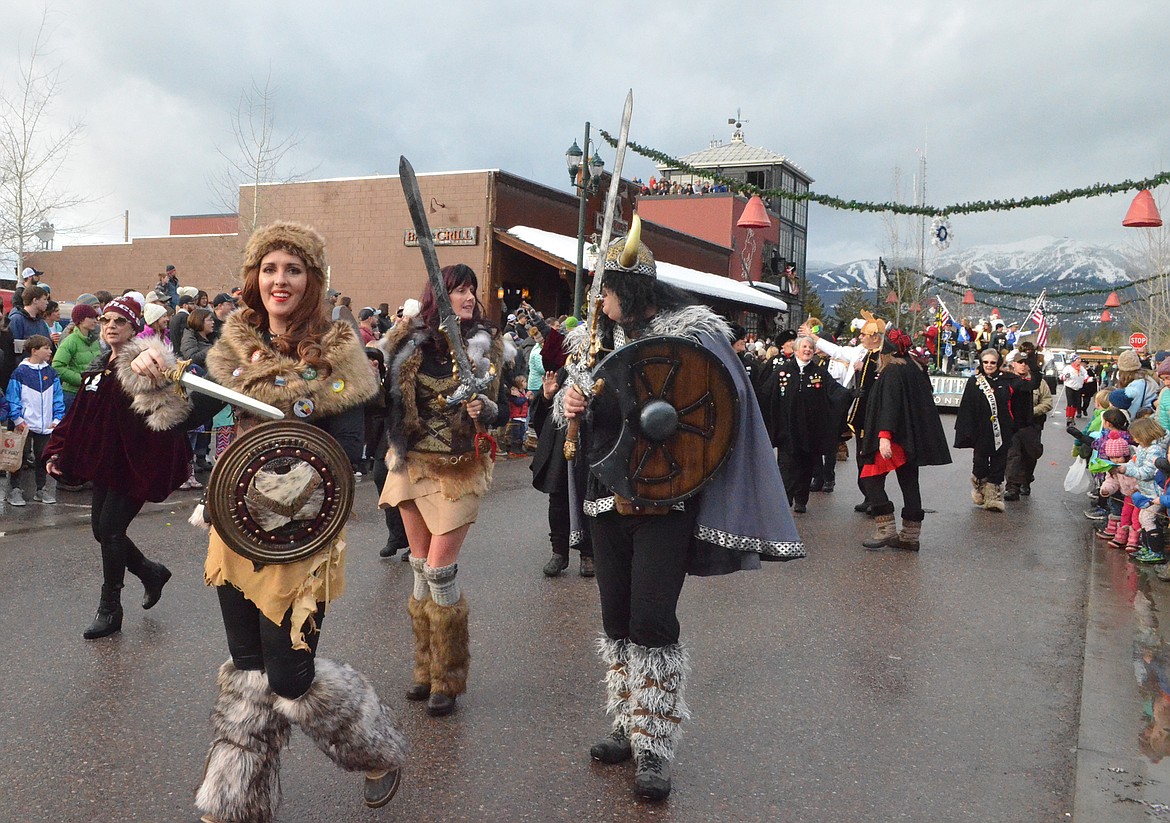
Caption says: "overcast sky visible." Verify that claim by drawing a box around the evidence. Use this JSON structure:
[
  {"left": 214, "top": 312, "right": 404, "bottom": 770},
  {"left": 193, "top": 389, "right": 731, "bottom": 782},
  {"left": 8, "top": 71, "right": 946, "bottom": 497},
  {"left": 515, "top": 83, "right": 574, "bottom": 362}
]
[{"left": 3, "top": 1, "right": 1168, "bottom": 268}]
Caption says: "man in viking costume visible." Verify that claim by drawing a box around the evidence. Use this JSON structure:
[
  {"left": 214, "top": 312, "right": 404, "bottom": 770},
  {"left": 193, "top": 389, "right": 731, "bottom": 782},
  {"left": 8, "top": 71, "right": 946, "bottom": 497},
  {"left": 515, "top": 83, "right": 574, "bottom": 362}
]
[
  {"left": 559, "top": 216, "right": 804, "bottom": 800},
  {"left": 801, "top": 311, "right": 888, "bottom": 513}
]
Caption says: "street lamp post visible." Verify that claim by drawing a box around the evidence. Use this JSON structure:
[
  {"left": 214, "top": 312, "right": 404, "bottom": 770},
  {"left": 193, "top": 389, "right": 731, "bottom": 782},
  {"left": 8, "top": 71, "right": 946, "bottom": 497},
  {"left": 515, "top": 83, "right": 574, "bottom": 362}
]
[{"left": 566, "top": 124, "right": 604, "bottom": 317}]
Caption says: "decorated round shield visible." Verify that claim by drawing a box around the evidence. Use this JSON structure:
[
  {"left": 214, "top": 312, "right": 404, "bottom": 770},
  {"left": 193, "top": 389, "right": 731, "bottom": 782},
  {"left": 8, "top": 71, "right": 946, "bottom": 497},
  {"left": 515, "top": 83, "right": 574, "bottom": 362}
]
[
  {"left": 208, "top": 421, "right": 355, "bottom": 565},
  {"left": 589, "top": 336, "right": 739, "bottom": 506}
]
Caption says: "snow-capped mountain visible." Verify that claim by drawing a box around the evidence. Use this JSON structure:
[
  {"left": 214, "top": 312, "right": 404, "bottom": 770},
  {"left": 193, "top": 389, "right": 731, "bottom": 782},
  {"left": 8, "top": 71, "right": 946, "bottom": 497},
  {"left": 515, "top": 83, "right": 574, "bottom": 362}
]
[{"left": 809, "top": 235, "right": 1138, "bottom": 312}]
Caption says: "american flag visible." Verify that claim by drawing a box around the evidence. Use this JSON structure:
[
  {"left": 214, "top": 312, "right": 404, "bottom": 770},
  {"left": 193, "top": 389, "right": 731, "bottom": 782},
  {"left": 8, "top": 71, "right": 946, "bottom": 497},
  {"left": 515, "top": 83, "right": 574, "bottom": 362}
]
[
  {"left": 936, "top": 297, "right": 954, "bottom": 327},
  {"left": 1029, "top": 302, "right": 1049, "bottom": 349}
]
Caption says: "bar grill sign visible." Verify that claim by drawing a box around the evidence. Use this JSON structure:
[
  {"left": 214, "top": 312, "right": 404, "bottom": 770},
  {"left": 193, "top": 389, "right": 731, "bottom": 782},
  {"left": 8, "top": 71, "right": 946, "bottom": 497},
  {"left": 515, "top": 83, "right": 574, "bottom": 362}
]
[{"left": 404, "top": 226, "right": 479, "bottom": 247}]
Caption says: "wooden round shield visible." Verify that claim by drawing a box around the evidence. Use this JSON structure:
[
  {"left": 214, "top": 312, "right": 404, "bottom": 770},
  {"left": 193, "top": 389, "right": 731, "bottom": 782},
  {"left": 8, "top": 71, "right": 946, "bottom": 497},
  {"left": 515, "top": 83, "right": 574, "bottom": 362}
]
[
  {"left": 208, "top": 421, "right": 355, "bottom": 565},
  {"left": 589, "top": 336, "right": 739, "bottom": 506}
]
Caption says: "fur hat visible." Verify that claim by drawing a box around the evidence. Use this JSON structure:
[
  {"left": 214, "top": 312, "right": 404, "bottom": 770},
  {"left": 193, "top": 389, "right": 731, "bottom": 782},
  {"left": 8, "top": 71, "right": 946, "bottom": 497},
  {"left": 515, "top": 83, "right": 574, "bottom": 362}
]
[
  {"left": 104, "top": 295, "right": 143, "bottom": 331},
  {"left": 1103, "top": 430, "right": 1131, "bottom": 461},
  {"left": 243, "top": 221, "right": 327, "bottom": 277},
  {"left": 1118, "top": 350, "right": 1142, "bottom": 372}
]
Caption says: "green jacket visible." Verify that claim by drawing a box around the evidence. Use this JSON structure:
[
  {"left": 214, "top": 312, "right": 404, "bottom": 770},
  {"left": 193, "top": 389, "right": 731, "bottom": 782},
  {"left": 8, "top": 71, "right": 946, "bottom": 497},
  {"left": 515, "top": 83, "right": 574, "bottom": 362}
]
[{"left": 52, "top": 328, "right": 102, "bottom": 394}]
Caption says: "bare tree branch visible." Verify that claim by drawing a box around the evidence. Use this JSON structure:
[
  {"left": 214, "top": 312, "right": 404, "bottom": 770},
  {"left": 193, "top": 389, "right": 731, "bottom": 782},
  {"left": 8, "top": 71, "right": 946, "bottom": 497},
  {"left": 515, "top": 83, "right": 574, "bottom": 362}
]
[
  {"left": 209, "top": 72, "right": 319, "bottom": 234},
  {"left": 0, "top": 11, "right": 86, "bottom": 275}
]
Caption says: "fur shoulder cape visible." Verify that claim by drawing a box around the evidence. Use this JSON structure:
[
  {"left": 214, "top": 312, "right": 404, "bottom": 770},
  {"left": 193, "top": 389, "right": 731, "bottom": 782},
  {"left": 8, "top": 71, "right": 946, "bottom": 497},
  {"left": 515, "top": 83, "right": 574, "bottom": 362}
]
[
  {"left": 205, "top": 313, "right": 378, "bottom": 422},
  {"left": 378, "top": 317, "right": 504, "bottom": 468}
]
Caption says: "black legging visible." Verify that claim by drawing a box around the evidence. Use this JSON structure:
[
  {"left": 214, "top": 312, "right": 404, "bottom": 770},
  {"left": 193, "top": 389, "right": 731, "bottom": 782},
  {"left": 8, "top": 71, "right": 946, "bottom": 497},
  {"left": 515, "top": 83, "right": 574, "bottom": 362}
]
[
  {"left": 858, "top": 462, "right": 924, "bottom": 521},
  {"left": 1064, "top": 386, "right": 1082, "bottom": 417},
  {"left": 216, "top": 585, "right": 325, "bottom": 700},
  {"left": 91, "top": 485, "right": 147, "bottom": 589},
  {"left": 971, "top": 443, "right": 1012, "bottom": 485}
]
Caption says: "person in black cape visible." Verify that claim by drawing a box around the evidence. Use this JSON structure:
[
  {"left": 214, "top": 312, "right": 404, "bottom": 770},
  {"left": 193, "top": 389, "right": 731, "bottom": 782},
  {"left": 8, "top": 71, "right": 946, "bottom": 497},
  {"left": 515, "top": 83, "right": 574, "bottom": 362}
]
[{"left": 857, "top": 328, "right": 952, "bottom": 550}]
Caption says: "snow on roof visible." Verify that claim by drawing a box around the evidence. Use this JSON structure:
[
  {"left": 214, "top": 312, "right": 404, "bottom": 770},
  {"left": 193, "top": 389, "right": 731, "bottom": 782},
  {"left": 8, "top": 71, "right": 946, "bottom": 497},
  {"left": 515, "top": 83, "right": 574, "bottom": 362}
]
[{"left": 505, "top": 226, "right": 788, "bottom": 313}]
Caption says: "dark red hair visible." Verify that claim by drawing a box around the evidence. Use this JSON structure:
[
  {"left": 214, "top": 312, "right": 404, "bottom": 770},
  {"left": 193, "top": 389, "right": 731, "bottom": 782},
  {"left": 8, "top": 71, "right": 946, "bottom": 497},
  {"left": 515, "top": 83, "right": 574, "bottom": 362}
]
[{"left": 417, "top": 265, "right": 493, "bottom": 351}]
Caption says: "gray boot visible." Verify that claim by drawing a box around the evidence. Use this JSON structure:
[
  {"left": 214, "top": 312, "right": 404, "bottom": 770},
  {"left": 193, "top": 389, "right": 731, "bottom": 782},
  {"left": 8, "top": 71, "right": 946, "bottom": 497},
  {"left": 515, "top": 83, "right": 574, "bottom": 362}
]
[
  {"left": 195, "top": 661, "right": 290, "bottom": 823},
  {"left": 628, "top": 643, "right": 690, "bottom": 801},
  {"left": 590, "top": 636, "right": 633, "bottom": 764}
]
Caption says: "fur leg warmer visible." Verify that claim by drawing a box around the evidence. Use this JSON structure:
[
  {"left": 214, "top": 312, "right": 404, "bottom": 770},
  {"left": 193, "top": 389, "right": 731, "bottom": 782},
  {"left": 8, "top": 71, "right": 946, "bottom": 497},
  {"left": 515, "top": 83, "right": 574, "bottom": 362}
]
[
  {"left": 628, "top": 643, "right": 691, "bottom": 762},
  {"left": 598, "top": 636, "right": 632, "bottom": 738},
  {"left": 272, "top": 658, "right": 407, "bottom": 774},
  {"left": 424, "top": 595, "right": 470, "bottom": 697},
  {"left": 195, "top": 661, "right": 290, "bottom": 823},
  {"left": 408, "top": 595, "right": 432, "bottom": 689}
]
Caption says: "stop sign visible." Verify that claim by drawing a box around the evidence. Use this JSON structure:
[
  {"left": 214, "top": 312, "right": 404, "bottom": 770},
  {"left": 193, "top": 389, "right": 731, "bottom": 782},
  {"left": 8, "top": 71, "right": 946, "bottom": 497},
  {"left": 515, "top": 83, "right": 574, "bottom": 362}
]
[{"left": 1130, "top": 332, "right": 1149, "bottom": 349}]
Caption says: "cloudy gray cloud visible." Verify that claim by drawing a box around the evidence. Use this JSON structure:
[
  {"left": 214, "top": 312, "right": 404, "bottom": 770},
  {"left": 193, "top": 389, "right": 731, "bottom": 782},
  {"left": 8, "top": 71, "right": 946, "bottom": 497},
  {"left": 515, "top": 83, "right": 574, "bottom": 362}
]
[{"left": 3, "top": 1, "right": 1167, "bottom": 266}]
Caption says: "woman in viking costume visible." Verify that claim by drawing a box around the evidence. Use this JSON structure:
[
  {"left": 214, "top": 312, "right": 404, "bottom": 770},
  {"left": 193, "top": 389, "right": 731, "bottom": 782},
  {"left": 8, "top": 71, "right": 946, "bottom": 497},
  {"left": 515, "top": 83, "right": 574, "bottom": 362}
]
[
  {"left": 954, "top": 346, "right": 1031, "bottom": 513},
  {"left": 378, "top": 263, "right": 507, "bottom": 717},
  {"left": 856, "top": 328, "right": 953, "bottom": 549},
  {"left": 127, "top": 222, "right": 406, "bottom": 822},
  {"left": 44, "top": 295, "right": 184, "bottom": 640},
  {"left": 560, "top": 216, "right": 804, "bottom": 800}
]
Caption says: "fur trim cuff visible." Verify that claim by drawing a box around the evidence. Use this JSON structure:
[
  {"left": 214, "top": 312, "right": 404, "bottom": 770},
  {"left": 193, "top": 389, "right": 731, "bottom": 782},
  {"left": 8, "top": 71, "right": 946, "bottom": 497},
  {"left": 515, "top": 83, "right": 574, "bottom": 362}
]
[
  {"left": 598, "top": 636, "right": 632, "bottom": 734},
  {"left": 114, "top": 337, "right": 193, "bottom": 431}
]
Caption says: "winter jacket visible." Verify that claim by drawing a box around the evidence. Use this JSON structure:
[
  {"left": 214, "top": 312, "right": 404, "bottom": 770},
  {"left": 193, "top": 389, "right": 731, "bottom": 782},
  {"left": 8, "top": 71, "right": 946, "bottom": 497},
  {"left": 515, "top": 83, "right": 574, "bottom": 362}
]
[
  {"left": 52, "top": 328, "right": 102, "bottom": 394},
  {"left": 5, "top": 360, "right": 64, "bottom": 434},
  {"left": 1124, "top": 436, "right": 1170, "bottom": 500},
  {"left": 180, "top": 329, "right": 214, "bottom": 369},
  {"left": 7, "top": 307, "right": 52, "bottom": 353}
]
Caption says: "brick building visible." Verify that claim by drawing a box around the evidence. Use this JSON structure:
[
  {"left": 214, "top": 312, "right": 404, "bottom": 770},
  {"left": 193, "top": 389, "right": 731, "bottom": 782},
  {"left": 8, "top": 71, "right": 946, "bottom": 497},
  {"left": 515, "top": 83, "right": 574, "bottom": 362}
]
[{"left": 24, "top": 168, "right": 786, "bottom": 324}]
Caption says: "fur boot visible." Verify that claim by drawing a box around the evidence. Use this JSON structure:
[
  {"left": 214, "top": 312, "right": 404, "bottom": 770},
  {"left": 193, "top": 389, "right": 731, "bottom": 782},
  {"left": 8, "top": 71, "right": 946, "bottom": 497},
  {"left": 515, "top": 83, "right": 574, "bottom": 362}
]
[
  {"left": 406, "top": 595, "right": 432, "bottom": 700},
  {"left": 862, "top": 512, "right": 899, "bottom": 549},
  {"left": 424, "top": 595, "right": 471, "bottom": 703},
  {"left": 983, "top": 483, "right": 1005, "bottom": 512},
  {"left": 628, "top": 643, "right": 690, "bottom": 801},
  {"left": 970, "top": 475, "right": 986, "bottom": 506},
  {"left": 196, "top": 661, "right": 290, "bottom": 823},
  {"left": 590, "top": 636, "right": 633, "bottom": 764},
  {"left": 896, "top": 517, "right": 923, "bottom": 552},
  {"left": 272, "top": 657, "right": 407, "bottom": 774}
]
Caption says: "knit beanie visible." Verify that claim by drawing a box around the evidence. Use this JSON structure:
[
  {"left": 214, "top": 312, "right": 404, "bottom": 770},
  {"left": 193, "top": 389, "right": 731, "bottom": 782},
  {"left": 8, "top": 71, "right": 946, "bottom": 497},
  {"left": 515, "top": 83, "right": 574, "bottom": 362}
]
[
  {"left": 1104, "top": 431, "right": 1131, "bottom": 461},
  {"left": 104, "top": 295, "right": 143, "bottom": 331},
  {"left": 71, "top": 302, "right": 98, "bottom": 326},
  {"left": 1156, "top": 358, "right": 1170, "bottom": 378},
  {"left": 1118, "top": 350, "right": 1142, "bottom": 372},
  {"left": 1108, "top": 389, "right": 1132, "bottom": 411}
]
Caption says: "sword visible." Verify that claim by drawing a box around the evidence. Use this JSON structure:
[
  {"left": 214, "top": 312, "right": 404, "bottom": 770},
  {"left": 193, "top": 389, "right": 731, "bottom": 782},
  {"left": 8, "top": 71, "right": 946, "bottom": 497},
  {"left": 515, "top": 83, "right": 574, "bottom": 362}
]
[
  {"left": 564, "top": 89, "right": 633, "bottom": 461},
  {"left": 399, "top": 156, "right": 496, "bottom": 422},
  {"left": 162, "top": 365, "right": 285, "bottom": 420}
]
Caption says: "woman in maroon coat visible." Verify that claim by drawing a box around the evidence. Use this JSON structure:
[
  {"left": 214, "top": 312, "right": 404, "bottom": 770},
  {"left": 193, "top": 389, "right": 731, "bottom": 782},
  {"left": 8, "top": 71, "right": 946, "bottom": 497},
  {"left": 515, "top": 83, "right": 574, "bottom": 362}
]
[{"left": 44, "top": 296, "right": 191, "bottom": 639}]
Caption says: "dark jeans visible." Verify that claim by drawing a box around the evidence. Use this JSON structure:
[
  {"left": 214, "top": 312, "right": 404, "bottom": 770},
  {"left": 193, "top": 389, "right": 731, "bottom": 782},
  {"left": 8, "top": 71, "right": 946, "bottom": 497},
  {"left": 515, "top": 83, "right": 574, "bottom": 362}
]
[
  {"left": 858, "top": 462, "right": 924, "bottom": 520},
  {"left": 216, "top": 584, "right": 325, "bottom": 700},
  {"left": 590, "top": 508, "right": 692, "bottom": 648},
  {"left": 1006, "top": 428, "right": 1042, "bottom": 487},
  {"left": 548, "top": 483, "right": 592, "bottom": 558},
  {"left": 91, "top": 485, "right": 147, "bottom": 589},
  {"left": 778, "top": 449, "right": 819, "bottom": 506},
  {"left": 10, "top": 430, "right": 49, "bottom": 490},
  {"left": 971, "top": 443, "right": 1012, "bottom": 485}
]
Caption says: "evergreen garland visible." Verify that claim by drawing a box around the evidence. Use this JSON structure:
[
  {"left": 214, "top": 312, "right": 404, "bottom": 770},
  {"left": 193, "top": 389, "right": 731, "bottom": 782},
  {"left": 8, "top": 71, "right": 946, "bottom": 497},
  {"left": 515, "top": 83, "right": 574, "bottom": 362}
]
[{"left": 604, "top": 129, "right": 1170, "bottom": 217}]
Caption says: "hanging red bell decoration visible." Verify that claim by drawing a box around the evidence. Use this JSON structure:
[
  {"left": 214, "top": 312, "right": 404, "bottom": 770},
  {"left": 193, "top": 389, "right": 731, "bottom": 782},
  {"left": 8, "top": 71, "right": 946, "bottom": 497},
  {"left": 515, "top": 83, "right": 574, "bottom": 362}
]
[
  {"left": 885, "top": 290, "right": 898, "bottom": 304},
  {"left": 910, "top": 302, "right": 921, "bottom": 313},
  {"left": 1105, "top": 291, "right": 1121, "bottom": 308},
  {"left": 962, "top": 289, "right": 976, "bottom": 305},
  {"left": 736, "top": 196, "right": 771, "bottom": 229},
  {"left": 1100, "top": 309, "right": 1113, "bottom": 323},
  {"left": 1123, "top": 190, "right": 1163, "bottom": 228}
]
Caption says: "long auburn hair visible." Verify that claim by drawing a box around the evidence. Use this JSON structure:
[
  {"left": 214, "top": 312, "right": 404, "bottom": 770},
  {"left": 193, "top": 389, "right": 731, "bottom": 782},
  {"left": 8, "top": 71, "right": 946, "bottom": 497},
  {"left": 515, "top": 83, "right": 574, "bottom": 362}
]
[
  {"left": 236, "top": 249, "right": 334, "bottom": 375},
  {"left": 417, "top": 264, "right": 492, "bottom": 354}
]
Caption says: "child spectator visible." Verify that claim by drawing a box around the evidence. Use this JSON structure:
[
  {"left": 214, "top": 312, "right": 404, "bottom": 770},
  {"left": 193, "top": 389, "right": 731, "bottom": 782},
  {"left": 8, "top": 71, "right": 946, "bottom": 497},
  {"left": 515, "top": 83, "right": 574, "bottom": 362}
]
[
  {"left": 1096, "top": 431, "right": 1140, "bottom": 551},
  {"left": 1126, "top": 417, "right": 1170, "bottom": 564},
  {"left": 505, "top": 375, "right": 529, "bottom": 458},
  {"left": 5, "top": 334, "right": 64, "bottom": 505}
]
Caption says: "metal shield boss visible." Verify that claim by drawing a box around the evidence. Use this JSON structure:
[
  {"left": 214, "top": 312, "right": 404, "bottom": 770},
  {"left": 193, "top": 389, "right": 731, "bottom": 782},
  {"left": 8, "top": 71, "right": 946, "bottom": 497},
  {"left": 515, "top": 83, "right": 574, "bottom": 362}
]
[
  {"left": 589, "top": 336, "right": 739, "bottom": 506},
  {"left": 208, "top": 421, "right": 355, "bottom": 565}
]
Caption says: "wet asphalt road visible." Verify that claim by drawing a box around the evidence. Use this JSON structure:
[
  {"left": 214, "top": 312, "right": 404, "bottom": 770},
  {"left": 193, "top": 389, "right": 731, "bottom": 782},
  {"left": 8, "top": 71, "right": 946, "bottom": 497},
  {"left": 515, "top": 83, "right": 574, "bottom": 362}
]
[{"left": 0, "top": 414, "right": 1156, "bottom": 822}]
